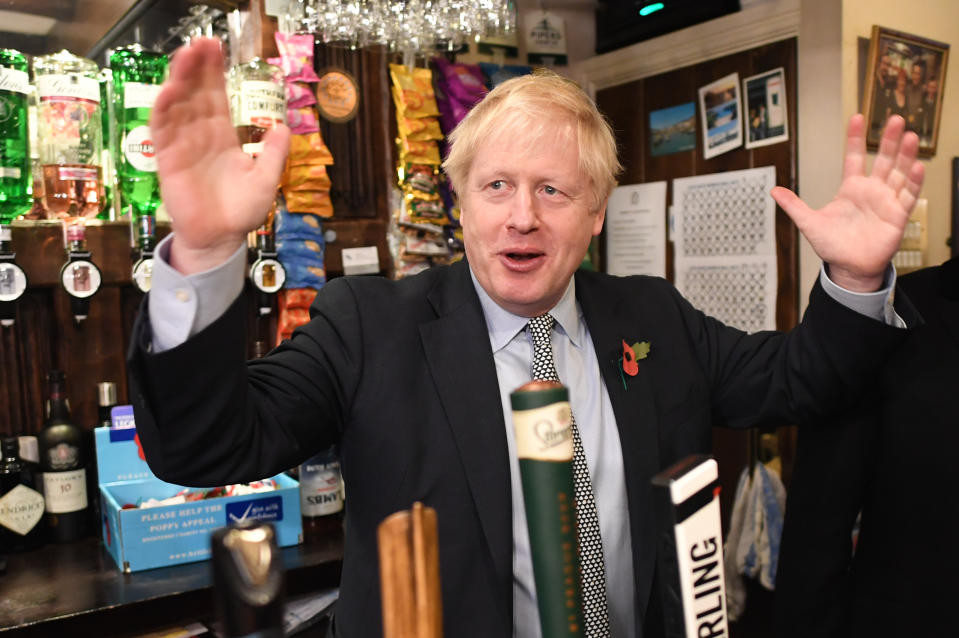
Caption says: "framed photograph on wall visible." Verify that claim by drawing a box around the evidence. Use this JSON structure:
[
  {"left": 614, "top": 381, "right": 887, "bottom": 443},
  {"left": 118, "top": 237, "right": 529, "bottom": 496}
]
[
  {"left": 698, "top": 72, "right": 743, "bottom": 159},
  {"left": 743, "top": 67, "right": 789, "bottom": 149},
  {"left": 862, "top": 26, "right": 949, "bottom": 157}
]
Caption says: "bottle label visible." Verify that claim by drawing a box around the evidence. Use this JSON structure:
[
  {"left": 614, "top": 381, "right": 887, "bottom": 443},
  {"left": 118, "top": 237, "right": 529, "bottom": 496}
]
[
  {"left": 123, "top": 82, "right": 162, "bottom": 110},
  {"left": 42, "top": 469, "right": 88, "bottom": 513},
  {"left": 58, "top": 165, "right": 99, "bottom": 181},
  {"left": 0, "top": 167, "right": 21, "bottom": 179},
  {"left": 37, "top": 74, "right": 100, "bottom": 103},
  {"left": 238, "top": 80, "right": 286, "bottom": 128},
  {"left": 45, "top": 441, "right": 80, "bottom": 470},
  {"left": 0, "top": 484, "right": 45, "bottom": 535},
  {"left": 122, "top": 125, "right": 157, "bottom": 172},
  {"left": 0, "top": 67, "right": 30, "bottom": 95},
  {"left": 299, "top": 457, "right": 343, "bottom": 516}
]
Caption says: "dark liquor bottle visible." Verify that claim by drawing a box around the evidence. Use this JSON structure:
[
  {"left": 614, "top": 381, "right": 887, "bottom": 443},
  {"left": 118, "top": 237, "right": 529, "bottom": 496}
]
[
  {"left": 38, "top": 370, "right": 88, "bottom": 542},
  {"left": 0, "top": 436, "right": 45, "bottom": 552},
  {"left": 87, "top": 381, "right": 116, "bottom": 537},
  {"left": 298, "top": 447, "right": 344, "bottom": 543}
]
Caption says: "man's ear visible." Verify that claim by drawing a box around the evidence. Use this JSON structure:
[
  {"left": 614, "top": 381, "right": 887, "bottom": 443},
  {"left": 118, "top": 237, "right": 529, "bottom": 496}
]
[{"left": 592, "top": 197, "right": 609, "bottom": 236}]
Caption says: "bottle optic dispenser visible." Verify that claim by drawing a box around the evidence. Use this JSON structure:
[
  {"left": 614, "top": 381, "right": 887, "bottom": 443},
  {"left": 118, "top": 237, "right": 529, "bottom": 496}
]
[{"left": 33, "top": 50, "right": 104, "bottom": 219}]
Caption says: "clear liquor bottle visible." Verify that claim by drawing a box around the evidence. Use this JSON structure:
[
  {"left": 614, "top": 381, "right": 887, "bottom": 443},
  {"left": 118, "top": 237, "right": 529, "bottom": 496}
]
[
  {"left": 32, "top": 50, "right": 103, "bottom": 219},
  {"left": 38, "top": 370, "right": 89, "bottom": 543},
  {"left": 0, "top": 49, "right": 31, "bottom": 224},
  {"left": 110, "top": 45, "right": 168, "bottom": 232},
  {"left": 227, "top": 58, "right": 286, "bottom": 157},
  {"left": 0, "top": 436, "right": 46, "bottom": 552},
  {"left": 298, "top": 446, "right": 344, "bottom": 543}
]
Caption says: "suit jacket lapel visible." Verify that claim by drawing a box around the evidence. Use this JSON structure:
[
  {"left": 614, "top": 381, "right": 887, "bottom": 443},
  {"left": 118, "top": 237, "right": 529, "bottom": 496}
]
[
  {"left": 576, "top": 271, "right": 662, "bottom": 624},
  {"left": 420, "top": 261, "right": 513, "bottom": 598}
]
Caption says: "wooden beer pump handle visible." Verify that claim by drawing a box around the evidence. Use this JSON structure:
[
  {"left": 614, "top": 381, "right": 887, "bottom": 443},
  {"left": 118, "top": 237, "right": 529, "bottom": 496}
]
[{"left": 377, "top": 501, "right": 443, "bottom": 638}]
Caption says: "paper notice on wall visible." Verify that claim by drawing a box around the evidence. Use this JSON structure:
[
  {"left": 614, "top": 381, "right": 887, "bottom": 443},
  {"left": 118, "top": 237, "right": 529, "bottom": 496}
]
[
  {"left": 605, "top": 181, "right": 667, "bottom": 278},
  {"left": 673, "top": 166, "right": 778, "bottom": 333}
]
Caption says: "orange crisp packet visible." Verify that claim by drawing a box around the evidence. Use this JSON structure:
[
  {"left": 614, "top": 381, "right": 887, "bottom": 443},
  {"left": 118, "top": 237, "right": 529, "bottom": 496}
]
[
  {"left": 288, "top": 132, "right": 334, "bottom": 166},
  {"left": 283, "top": 163, "right": 332, "bottom": 191},
  {"left": 398, "top": 116, "right": 444, "bottom": 142},
  {"left": 278, "top": 287, "right": 317, "bottom": 310},
  {"left": 399, "top": 138, "right": 441, "bottom": 165},
  {"left": 283, "top": 188, "right": 334, "bottom": 217}
]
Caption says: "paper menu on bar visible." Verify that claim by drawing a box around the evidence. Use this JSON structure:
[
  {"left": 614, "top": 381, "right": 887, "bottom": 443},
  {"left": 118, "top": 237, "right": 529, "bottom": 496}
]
[
  {"left": 673, "top": 166, "right": 778, "bottom": 333},
  {"left": 605, "top": 181, "right": 667, "bottom": 278}
]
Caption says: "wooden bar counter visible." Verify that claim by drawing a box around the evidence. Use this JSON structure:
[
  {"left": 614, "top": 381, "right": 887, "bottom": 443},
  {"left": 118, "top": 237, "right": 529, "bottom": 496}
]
[{"left": 0, "top": 534, "right": 343, "bottom": 637}]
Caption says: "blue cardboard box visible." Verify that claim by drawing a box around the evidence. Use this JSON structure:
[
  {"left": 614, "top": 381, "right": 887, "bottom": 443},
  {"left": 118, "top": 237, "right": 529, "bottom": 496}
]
[{"left": 95, "top": 415, "right": 302, "bottom": 573}]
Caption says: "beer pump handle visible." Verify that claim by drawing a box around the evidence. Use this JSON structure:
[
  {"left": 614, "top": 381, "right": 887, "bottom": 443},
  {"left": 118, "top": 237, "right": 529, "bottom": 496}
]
[{"left": 211, "top": 520, "right": 286, "bottom": 638}]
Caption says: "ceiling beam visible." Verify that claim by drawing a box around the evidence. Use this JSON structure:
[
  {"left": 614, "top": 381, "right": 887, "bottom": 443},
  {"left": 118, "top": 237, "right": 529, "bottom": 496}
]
[{"left": 3, "top": 0, "right": 76, "bottom": 22}]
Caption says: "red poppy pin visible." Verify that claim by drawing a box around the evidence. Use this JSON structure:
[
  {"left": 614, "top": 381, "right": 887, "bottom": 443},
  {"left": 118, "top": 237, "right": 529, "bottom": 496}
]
[{"left": 618, "top": 340, "right": 651, "bottom": 389}]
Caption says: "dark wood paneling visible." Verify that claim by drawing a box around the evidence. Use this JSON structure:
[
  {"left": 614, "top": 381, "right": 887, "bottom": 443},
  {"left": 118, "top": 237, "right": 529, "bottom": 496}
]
[
  {"left": 596, "top": 38, "right": 800, "bottom": 529},
  {"left": 314, "top": 44, "right": 394, "bottom": 223}
]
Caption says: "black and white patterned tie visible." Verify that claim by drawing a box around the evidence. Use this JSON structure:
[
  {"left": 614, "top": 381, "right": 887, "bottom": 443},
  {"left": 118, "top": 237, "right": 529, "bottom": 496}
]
[{"left": 527, "top": 313, "right": 610, "bottom": 637}]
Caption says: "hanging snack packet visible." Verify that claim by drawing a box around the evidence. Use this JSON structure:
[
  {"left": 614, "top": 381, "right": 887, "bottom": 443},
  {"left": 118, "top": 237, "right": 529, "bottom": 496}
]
[
  {"left": 274, "top": 32, "right": 321, "bottom": 83},
  {"left": 283, "top": 188, "right": 334, "bottom": 217},
  {"left": 398, "top": 116, "right": 444, "bottom": 142},
  {"left": 283, "top": 164, "right": 332, "bottom": 192},
  {"left": 389, "top": 64, "right": 440, "bottom": 118},
  {"left": 407, "top": 198, "right": 447, "bottom": 223},
  {"left": 402, "top": 163, "right": 439, "bottom": 198},
  {"left": 288, "top": 132, "right": 334, "bottom": 166},
  {"left": 399, "top": 138, "right": 441, "bottom": 165},
  {"left": 275, "top": 207, "right": 324, "bottom": 240},
  {"left": 433, "top": 58, "right": 487, "bottom": 107},
  {"left": 286, "top": 81, "right": 316, "bottom": 109},
  {"left": 287, "top": 106, "right": 320, "bottom": 135}
]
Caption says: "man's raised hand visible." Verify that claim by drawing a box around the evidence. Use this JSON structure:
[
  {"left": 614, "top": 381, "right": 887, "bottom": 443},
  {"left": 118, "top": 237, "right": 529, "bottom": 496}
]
[
  {"left": 150, "top": 38, "right": 290, "bottom": 274},
  {"left": 771, "top": 114, "right": 924, "bottom": 292}
]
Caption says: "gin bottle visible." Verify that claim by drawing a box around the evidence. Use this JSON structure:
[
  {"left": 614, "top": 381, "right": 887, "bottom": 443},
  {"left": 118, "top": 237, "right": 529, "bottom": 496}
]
[
  {"left": 33, "top": 50, "right": 103, "bottom": 219},
  {"left": 0, "top": 437, "right": 46, "bottom": 552},
  {"left": 0, "top": 49, "right": 31, "bottom": 224},
  {"left": 110, "top": 44, "right": 168, "bottom": 232}
]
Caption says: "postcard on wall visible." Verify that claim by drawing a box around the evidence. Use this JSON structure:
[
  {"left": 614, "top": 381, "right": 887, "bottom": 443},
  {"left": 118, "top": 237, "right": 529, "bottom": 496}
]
[
  {"left": 673, "top": 166, "right": 778, "bottom": 333},
  {"left": 743, "top": 67, "right": 789, "bottom": 149},
  {"left": 649, "top": 102, "right": 696, "bottom": 157},
  {"left": 698, "top": 72, "right": 743, "bottom": 159},
  {"left": 605, "top": 181, "right": 668, "bottom": 278}
]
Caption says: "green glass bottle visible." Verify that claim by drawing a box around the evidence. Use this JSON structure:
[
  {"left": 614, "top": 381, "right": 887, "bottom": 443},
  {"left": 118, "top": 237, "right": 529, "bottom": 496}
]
[
  {"left": 109, "top": 45, "right": 168, "bottom": 241},
  {"left": 0, "top": 49, "right": 31, "bottom": 224}
]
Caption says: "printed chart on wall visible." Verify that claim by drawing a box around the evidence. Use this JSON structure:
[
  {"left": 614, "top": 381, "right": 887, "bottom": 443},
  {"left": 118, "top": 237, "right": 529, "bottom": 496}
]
[{"left": 673, "top": 166, "right": 777, "bottom": 333}]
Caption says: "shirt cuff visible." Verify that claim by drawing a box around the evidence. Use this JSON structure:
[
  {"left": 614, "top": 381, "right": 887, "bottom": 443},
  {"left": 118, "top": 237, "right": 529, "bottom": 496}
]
[
  {"left": 819, "top": 263, "right": 905, "bottom": 328},
  {"left": 149, "top": 234, "right": 248, "bottom": 352}
]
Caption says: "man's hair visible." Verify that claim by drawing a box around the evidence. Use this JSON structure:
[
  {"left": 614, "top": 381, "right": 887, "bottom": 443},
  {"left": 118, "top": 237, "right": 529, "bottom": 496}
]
[{"left": 442, "top": 69, "right": 622, "bottom": 213}]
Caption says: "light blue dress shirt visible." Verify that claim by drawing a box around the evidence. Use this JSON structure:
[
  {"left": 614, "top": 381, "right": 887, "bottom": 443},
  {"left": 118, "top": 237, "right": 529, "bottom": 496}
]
[
  {"left": 148, "top": 232, "right": 902, "bottom": 637},
  {"left": 470, "top": 273, "right": 636, "bottom": 638}
]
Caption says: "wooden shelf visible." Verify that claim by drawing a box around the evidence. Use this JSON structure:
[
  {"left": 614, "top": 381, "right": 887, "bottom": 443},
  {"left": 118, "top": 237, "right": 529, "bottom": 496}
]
[{"left": 0, "top": 534, "right": 342, "bottom": 637}]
